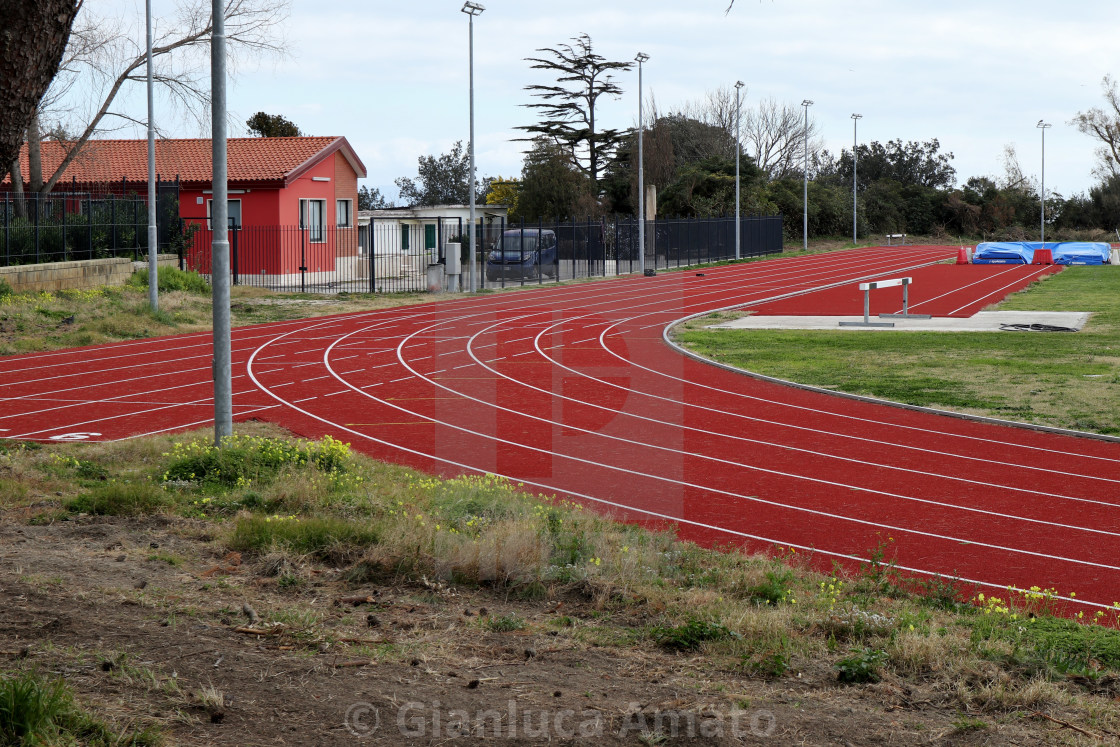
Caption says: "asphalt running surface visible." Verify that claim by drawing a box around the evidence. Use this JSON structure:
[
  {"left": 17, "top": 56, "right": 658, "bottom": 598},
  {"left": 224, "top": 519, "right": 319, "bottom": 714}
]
[{"left": 4, "top": 245, "right": 1117, "bottom": 613}]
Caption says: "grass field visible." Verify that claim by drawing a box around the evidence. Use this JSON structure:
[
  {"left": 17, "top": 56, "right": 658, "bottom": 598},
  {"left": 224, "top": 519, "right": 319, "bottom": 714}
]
[{"left": 673, "top": 266, "right": 1120, "bottom": 435}]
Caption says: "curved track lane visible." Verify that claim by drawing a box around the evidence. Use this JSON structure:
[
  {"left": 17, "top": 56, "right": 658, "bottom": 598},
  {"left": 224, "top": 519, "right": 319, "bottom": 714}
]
[{"left": 3, "top": 246, "right": 1117, "bottom": 611}]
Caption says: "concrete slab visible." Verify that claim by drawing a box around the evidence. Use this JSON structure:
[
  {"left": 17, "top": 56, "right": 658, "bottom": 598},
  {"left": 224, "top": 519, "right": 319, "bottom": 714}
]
[{"left": 707, "top": 310, "right": 1091, "bottom": 332}]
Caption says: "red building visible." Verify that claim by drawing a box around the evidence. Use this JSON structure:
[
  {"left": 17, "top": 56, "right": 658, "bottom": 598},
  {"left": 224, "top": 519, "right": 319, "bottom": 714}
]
[{"left": 3, "top": 137, "right": 366, "bottom": 281}]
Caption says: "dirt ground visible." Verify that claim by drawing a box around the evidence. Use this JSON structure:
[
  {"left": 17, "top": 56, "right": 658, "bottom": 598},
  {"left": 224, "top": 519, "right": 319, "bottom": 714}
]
[{"left": 1, "top": 513, "right": 1110, "bottom": 746}]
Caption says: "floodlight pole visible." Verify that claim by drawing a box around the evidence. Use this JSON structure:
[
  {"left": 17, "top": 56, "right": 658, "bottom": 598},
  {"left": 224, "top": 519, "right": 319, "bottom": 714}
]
[
  {"left": 145, "top": 0, "right": 158, "bottom": 312},
  {"left": 1037, "top": 120, "right": 1051, "bottom": 242},
  {"left": 851, "top": 113, "right": 862, "bottom": 245},
  {"left": 462, "top": 2, "right": 484, "bottom": 292},
  {"left": 636, "top": 52, "right": 649, "bottom": 275},
  {"left": 801, "top": 99, "right": 813, "bottom": 251},
  {"left": 211, "top": 0, "right": 232, "bottom": 444},
  {"left": 734, "top": 80, "right": 744, "bottom": 260}
]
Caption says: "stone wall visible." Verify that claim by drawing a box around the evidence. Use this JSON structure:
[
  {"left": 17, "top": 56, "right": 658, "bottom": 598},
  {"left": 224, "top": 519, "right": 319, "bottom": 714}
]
[{"left": 0, "top": 254, "right": 178, "bottom": 294}]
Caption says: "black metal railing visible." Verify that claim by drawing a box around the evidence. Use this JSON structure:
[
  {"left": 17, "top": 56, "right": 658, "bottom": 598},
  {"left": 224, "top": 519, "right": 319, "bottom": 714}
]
[
  {"left": 1, "top": 191, "right": 152, "bottom": 267},
  {"left": 478, "top": 214, "right": 785, "bottom": 289},
  {"left": 1, "top": 180, "right": 181, "bottom": 268},
  {"left": 179, "top": 213, "right": 784, "bottom": 294}
]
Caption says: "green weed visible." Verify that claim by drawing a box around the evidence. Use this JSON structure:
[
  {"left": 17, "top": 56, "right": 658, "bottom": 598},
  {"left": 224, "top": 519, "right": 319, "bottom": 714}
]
[{"left": 835, "top": 647, "right": 888, "bottom": 684}]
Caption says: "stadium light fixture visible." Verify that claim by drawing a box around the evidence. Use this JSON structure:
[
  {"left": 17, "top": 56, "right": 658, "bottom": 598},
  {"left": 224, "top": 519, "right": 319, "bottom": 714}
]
[
  {"left": 801, "top": 99, "right": 813, "bottom": 251},
  {"left": 1037, "top": 119, "right": 1051, "bottom": 242},
  {"left": 851, "top": 113, "right": 862, "bottom": 245},
  {"left": 735, "top": 80, "right": 745, "bottom": 260},
  {"left": 636, "top": 52, "right": 649, "bottom": 275},
  {"left": 462, "top": 2, "right": 484, "bottom": 291}
]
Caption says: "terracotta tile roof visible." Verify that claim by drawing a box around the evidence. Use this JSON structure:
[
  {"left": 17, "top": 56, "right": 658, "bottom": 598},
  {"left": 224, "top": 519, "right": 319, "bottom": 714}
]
[{"left": 2, "top": 136, "right": 366, "bottom": 188}]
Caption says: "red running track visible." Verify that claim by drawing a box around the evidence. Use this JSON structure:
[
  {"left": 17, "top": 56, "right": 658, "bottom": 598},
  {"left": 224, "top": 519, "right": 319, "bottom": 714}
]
[
  {"left": 3, "top": 245, "right": 1118, "bottom": 613},
  {"left": 752, "top": 262, "right": 1063, "bottom": 317}
]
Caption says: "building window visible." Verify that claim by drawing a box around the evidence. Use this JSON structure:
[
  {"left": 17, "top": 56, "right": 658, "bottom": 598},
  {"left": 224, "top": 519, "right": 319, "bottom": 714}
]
[
  {"left": 336, "top": 199, "right": 353, "bottom": 228},
  {"left": 400, "top": 224, "right": 410, "bottom": 251},
  {"left": 424, "top": 224, "right": 436, "bottom": 250},
  {"left": 206, "top": 199, "right": 242, "bottom": 230},
  {"left": 299, "top": 198, "right": 326, "bottom": 243}
]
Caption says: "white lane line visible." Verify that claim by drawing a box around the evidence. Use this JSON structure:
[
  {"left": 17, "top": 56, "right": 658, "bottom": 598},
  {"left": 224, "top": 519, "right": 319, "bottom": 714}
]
[
  {"left": 250, "top": 318, "right": 1120, "bottom": 585},
  {"left": 521, "top": 311, "right": 1120, "bottom": 492},
  {"left": 9, "top": 381, "right": 262, "bottom": 440},
  {"left": 456, "top": 313, "right": 1120, "bottom": 520},
  {"left": 115, "top": 404, "right": 281, "bottom": 441},
  {"left": 259, "top": 329, "right": 1120, "bottom": 609},
  {"left": 293, "top": 397, "right": 317, "bottom": 403}
]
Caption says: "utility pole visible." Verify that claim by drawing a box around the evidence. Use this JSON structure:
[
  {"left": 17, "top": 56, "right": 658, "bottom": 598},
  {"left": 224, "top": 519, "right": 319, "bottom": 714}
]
[{"left": 210, "top": 0, "right": 232, "bottom": 444}]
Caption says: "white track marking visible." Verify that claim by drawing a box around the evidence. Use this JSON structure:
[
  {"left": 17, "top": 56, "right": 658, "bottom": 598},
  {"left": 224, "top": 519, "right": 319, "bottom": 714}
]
[
  {"left": 325, "top": 319, "right": 1120, "bottom": 561},
  {"left": 116, "top": 404, "right": 280, "bottom": 441},
  {"left": 387, "top": 315, "right": 1120, "bottom": 531},
  {"left": 241, "top": 319, "right": 1120, "bottom": 605},
  {"left": 516, "top": 312, "right": 1120, "bottom": 488},
  {"left": 464, "top": 313, "right": 1120, "bottom": 503}
]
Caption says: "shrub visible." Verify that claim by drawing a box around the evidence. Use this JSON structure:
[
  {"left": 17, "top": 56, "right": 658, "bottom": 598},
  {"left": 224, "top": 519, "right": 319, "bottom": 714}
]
[
  {"left": 485, "top": 614, "right": 527, "bottom": 632},
  {"left": 162, "top": 435, "right": 353, "bottom": 491},
  {"left": 66, "top": 482, "right": 168, "bottom": 516},
  {"left": 650, "top": 618, "right": 738, "bottom": 653},
  {"left": 835, "top": 647, "right": 888, "bottom": 684},
  {"left": 128, "top": 266, "right": 210, "bottom": 294}
]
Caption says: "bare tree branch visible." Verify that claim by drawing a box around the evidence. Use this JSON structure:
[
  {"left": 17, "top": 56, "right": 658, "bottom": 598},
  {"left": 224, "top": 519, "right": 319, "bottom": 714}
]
[
  {"left": 1070, "top": 74, "right": 1120, "bottom": 182},
  {"left": 31, "top": 0, "right": 289, "bottom": 194}
]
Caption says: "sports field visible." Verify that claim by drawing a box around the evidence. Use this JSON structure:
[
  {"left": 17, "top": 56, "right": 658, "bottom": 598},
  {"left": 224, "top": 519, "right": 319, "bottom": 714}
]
[{"left": 2, "top": 244, "right": 1117, "bottom": 615}]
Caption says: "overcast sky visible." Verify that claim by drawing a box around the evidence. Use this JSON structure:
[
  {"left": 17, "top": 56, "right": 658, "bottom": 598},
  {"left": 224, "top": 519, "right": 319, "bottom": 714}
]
[{"left": 126, "top": 0, "right": 1116, "bottom": 202}]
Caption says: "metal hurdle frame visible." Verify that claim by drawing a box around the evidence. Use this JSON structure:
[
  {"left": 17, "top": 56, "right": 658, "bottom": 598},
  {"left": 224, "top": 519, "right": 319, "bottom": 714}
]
[{"left": 839, "top": 276, "right": 931, "bottom": 328}]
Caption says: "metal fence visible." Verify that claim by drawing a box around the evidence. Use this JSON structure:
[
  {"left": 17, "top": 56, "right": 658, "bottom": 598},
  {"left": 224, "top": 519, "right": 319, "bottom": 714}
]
[
  {"left": 479, "top": 215, "right": 785, "bottom": 290},
  {"left": 182, "top": 213, "right": 784, "bottom": 294},
  {"left": 1, "top": 191, "right": 155, "bottom": 267}
]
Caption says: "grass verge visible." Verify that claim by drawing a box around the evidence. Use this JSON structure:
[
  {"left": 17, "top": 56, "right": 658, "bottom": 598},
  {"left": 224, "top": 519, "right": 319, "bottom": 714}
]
[{"left": 7, "top": 425, "right": 1120, "bottom": 721}]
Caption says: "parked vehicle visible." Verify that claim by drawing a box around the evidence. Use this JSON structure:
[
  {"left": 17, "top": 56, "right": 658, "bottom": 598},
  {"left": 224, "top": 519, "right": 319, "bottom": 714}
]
[{"left": 485, "top": 229, "right": 558, "bottom": 282}]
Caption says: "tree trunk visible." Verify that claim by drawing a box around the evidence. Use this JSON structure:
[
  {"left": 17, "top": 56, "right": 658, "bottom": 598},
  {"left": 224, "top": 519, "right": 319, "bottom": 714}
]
[
  {"left": 0, "top": 0, "right": 81, "bottom": 172},
  {"left": 27, "top": 111, "right": 44, "bottom": 194},
  {"left": 9, "top": 158, "right": 27, "bottom": 220}
]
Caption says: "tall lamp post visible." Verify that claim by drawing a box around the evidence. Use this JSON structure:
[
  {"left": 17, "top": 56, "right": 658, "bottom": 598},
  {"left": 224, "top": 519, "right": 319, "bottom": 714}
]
[
  {"left": 462, "top": 1, "right": 484, "bottom": 291},
  {"left": 801, "top": 99, "right": 813, "bottom": 251},
  {"left": 734, "top": 80, "right": 744, "bottom": 260},
  {"left": 145, "top": 0, "right": 158, "bottom": 313},
  {"left": 210, "top": 0, "right": 232, "bottom": 443},
  {"left": 1037, "top": 119, "right": 1051, "bottom": 242},
  {"left": 636, "top": 52, "right": 649, "bottom": 275},
  {"left": 851, "top": 113, "right": 862, "bottom": 245}
]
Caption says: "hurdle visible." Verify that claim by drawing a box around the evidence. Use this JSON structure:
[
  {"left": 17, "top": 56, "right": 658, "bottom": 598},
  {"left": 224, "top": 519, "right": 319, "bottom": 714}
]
[{"left": 839, "top": 277, "right": 932, "bottom": 328}]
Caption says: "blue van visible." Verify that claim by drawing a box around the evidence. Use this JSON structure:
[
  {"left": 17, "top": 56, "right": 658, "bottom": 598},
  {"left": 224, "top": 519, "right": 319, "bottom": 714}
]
[{"left": 485, "top": 229, "right": 558, "bottom": 282}]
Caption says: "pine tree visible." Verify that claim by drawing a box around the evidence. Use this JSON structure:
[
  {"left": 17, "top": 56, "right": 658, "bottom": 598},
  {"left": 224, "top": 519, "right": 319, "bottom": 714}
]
[{"left": 517, "top": 34, "right": 632, "bottom": 199}]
